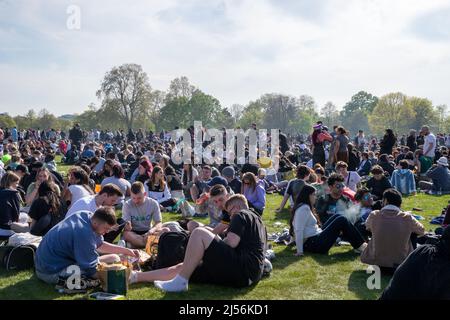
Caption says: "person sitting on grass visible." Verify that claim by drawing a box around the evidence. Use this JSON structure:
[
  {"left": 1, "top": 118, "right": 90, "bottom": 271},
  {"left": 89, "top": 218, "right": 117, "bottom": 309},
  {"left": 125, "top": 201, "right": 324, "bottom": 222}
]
[
  {"left": 122, "top": 182, "right": 162, "bottom": 249},
  {"left": 290, "top": 185, "right": 367, "bottom": 257},
  {"left": 35, "top": 207, "right": 140, "bottom": 286},
  {"left": 129, "top": 194, "right": 267, "bottom": 293},
  {"left": 315, "top": 173, "right": 352, "bottom": 224},
  {"left": 276, "top": 165, "right": 310, "bottom": 213},
  {"left": 65, "top": 183, "right": 124, "bottom": 243},
  {"left": 365, "top": 165, "right": 392, "bottom": 201},
  {"left": 242, "top": 172, "right": 266, "bottom": 215},
  {"left": 145, "top": 166, "right": 177, "bottom": 211},
  {"left": 187, "top": 184, "right": 231, "bottom": 235},
  {"left": 0, "top": 172, "right": 21, "bottom": 237},
  {"left": 390, "top": 160, "right": 416, "bottom": 196},
  {"left": 360, "top": 188, "right": 425, "bottom": 274},
  {"left": 419, "top": 157, "right": 450, "bottom": 195},
  {"left": 380, "top": 226, "right": 450, "bottom": 300},
  {"left": 28, "top": 180, "right": 65, "bottom": 236}
]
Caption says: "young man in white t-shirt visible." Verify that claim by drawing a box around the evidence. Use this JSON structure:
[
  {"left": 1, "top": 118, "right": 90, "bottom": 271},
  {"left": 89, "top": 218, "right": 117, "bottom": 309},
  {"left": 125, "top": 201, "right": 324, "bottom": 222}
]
[
  {"left": 122, "top": 182, "right": 162, "bottom": 248},
  {"left": 65, "top": 183, "right": 123, "bottom": 219},
  {"left": 336, "top": 161, "right": 361, "bottom": 192},
  {"left": 422, "top": 125, "right": 436, "bottom": 161}
]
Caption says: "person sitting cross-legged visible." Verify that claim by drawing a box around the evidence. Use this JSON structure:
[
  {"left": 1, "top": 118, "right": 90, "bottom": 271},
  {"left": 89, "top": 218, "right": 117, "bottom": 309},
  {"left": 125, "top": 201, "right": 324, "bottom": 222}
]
[
  {"left": 129, "top": 194, "right": 267, "bottom": 292},
  {"left": 122, "top": 182, "right": 162, "bottom": 249}
]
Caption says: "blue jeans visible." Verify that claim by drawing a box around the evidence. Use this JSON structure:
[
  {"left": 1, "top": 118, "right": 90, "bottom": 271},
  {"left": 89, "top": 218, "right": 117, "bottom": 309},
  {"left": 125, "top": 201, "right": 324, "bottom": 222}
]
[{"left": 303, "top": 214, "right": 365, "bottom": 254}]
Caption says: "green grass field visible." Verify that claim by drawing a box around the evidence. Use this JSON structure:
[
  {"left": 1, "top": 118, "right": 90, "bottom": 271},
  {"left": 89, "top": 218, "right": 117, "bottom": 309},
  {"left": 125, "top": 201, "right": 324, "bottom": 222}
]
[{"left": 0, "top": 160, "right": 448, "bottom": 300}]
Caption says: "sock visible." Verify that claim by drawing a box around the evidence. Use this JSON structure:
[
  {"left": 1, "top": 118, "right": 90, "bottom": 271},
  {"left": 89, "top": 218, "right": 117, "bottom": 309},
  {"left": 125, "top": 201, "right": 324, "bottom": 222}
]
[
  {"left": 356, "top": 243, "right": 368, "bottom": 251},
  {"left": 154, "top": 274, "right": 188, "bottom": 292},
  {"left": 129, "top": 271, "right": 138, "bottom": 284}
]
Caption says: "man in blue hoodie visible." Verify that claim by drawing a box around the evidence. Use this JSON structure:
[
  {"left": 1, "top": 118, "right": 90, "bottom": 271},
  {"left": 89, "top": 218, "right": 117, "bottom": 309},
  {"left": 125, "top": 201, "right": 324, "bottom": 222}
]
[
  {"left": 390, "top": 160, "right": 416, "bottom": 196},
  {"left": 35, "top": 207, "right": 139, "bottom": 285}
]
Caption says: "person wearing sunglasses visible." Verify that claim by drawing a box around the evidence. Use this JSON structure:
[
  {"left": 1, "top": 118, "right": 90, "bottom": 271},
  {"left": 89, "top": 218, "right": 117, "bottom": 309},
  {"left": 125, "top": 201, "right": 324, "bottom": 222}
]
[{"left": 315, "top": 173, "right": 352, "bottom": 224}]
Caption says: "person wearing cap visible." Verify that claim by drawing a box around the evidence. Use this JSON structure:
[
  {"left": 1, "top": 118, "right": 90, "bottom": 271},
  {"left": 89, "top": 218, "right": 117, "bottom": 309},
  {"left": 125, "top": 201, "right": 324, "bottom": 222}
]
[
  {"left": 419, "top": 157, "right": 450, "bottom": 195},
  {"left": 222, "top": 166, "right": 241, "bottom": 195}
]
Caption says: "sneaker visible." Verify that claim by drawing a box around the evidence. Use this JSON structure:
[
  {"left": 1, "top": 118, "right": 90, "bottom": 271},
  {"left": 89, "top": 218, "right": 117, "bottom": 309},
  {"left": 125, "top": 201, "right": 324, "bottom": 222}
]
[
  {"left": 265, "top": 249, "right": 276, "bottom": 261},
  {"left": 354, "top": 243, "right": 368, "bottom": 254}
]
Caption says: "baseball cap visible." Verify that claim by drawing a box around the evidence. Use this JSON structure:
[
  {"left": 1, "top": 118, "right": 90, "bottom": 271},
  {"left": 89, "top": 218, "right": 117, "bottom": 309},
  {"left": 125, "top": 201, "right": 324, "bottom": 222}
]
[{"left": 207, "top": 176, "right": 228, "bottom": 187}]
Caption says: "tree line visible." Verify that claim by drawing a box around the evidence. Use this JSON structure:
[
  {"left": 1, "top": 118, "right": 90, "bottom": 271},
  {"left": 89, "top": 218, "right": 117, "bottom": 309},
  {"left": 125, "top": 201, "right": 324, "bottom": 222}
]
[{"left": 1, "top": 63, "right": 449, "bottom": 136}]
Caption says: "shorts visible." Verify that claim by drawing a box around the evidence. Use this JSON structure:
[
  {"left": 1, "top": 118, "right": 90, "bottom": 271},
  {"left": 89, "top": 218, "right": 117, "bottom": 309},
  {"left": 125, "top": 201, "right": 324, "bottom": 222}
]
[
  {"left": 132, "top": 229, "right": 149, "bottom": 236},
  {"left": 190, "top": 238, "right": 257, "bottom": 288},
  {"left": 35, "top": 266, "right": 85, "bottom": 285}
]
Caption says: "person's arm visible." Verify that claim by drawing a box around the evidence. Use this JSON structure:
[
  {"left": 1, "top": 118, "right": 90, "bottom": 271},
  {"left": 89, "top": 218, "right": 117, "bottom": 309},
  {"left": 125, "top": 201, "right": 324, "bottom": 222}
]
[
  {"left": 365, "top": 211, "right": 375, "bottom": 232},
  {"left": 253, "top": 185, "right": 266, "bottom": 210},
  {"left": 26, "top": 183, "right": 39, "bottom": 206},
  {"left": 409, "top": 215, "right": 425, "bottom": 236},
  {"left": 334, "top": 140, "right": 340, "bottom": 159},
  {"left": 130, "top": 168, "right": 139, "bottom": 183},
  {"left": 294, "top": 207, "right": 307, "bottom": 256},
  {"left": 97, "top": 241, "right": 140, "bottom": 257},
  {"left": 276, "top": 181, "right": 291, "bottom": 212},
  {"left": 212, "top": 222, "right": 228, "bottom": 235},
  {"left": 223, "top": 232, "right": 241, "bottom": 248},
  {"left": 409, "top": 171, "right": 416, "bottom": 194},
  {"left": 157, "top": 185, "right": 172, "bottom": 204},
  {"left": 190, "top": 184, "right": 199, "bottom": 202}
]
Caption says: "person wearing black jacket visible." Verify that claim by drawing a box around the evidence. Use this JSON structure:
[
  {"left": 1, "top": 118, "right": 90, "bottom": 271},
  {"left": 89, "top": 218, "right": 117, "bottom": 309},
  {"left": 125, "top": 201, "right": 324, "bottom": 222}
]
[
  {"left": 377, "top": 154, "right": 395, "bottom": 177},
  {"left": 379, "top": 129, "right": 397, "bottom": 155},
  {"left": 380, "top": 226, "right": 450, "bottom": 300},
  {"left": 365, "top": 165, "right": 392, "bottom": 200},
  {"left": 0, "top": 172, "right": 21, "bottom": 237},
  {"left": 407, "top": 130, "right": 417, "bottom": 152},
  {"left": 69, "top": 123, "right": 83, "bottom": 150},
  {"left": 347, "top": 144, "right": 360, "bottom": 172}
]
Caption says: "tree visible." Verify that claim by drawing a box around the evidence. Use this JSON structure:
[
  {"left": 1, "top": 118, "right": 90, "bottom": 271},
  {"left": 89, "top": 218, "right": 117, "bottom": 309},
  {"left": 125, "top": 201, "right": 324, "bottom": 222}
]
[
  {"left": 369, "top": 92, "right": 415, "bottom": 136},
  {"left": 97, "top": 63, "right": 153, "bottom": 131},
  {"left": 298, "top": 95, "right": 317, "bottom": 114},
  {"left": 436, "top": 104, "right": 448, "bottom": 133},
  {"left": 25, "top": 109, "right": 36, "bottom": 128},
  {"left": 166, "top": 76, "right": 196, "bottom": 101},
  {"left": 74, "top": 104, "right": 102, "bottom": 130},
  {"left": 228, "top": 104, "right": 244, "bottom": 125},
  {"left": 260, "top": 94, "right": 300, "bottom": 134},
  {"left": 36, "top": 108, "right": 57, "bottom": 129},
  {"left": 408, "top": 97, "right": 438, "bottom": 131},
  {"left": 320, "top": 102, "right": 340, "bottom": 128},
  {"left": 238, "top": 100, "right": 264, "bottom": 129},
  {"left": 158, "top": 97, "right": 191, "bottom": 130},
  {"left": 340, "top": 91, "right": 378, "bottom": 134},
  {"left": 0, "top": 114, "right": 16, "bottom": 128}
]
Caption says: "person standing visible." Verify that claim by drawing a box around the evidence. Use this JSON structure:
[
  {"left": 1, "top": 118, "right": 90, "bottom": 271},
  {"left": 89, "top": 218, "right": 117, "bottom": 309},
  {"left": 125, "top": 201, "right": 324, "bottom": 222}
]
[{"left": 421, "top": 125, "right": 437, "bottom": 163}]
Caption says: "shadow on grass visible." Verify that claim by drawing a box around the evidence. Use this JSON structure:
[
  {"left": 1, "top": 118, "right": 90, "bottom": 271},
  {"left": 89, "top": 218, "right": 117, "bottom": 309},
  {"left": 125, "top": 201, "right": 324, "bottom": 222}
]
[
  {"left": 347, "top": 270, "right": 392, "bottom": 300},
  {"left": 152, "top": 283, "right": 257, "bottom": 300},
  {"left": 309, "top": 249, "right": 359, "bottom": 266},
  {"left": 0, "top": 272, "right": 62, "bottom": 300}
]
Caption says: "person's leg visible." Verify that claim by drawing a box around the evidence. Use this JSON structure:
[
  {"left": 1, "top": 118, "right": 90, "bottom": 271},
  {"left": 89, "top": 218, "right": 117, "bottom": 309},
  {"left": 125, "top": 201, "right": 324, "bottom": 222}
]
[
  {"left": 103, "top": 218, "right": 126, "bottom": 243},
  {"left": 123, "top": 231, "right": 147, "bottom": 248},
  {"left": 418, "top": 181, "right": 433, "bottom": 191},
  {"left": 136, "top": 263, "right": 184, "bottom": 282},
  {"left": 10, "top": 222, "right": 30, "bottom": 233},
  {"left": 187, "top": 220, "right": 204, "bottom": 232},
  {"left": 315, "top": 216, "right": 365, "bottom": 253}
]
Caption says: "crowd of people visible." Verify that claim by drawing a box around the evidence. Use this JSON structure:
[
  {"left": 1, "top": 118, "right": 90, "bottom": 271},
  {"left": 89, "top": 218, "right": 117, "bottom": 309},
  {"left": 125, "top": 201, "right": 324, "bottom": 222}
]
[{"left": 0, "top": 122, "right": 449, "bottom": 299}]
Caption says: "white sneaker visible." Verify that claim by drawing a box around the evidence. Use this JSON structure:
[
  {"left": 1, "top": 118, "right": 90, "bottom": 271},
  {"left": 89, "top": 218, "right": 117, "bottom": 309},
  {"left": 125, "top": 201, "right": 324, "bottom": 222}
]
[{"left": 354, "top": 243, "right": 368, "bottom": 254}]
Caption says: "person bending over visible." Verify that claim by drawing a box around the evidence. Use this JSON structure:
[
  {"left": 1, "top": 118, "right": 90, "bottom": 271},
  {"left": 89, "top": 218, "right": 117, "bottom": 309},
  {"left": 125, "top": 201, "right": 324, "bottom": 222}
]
[{"left": 35, "top": 207, "right": 139, "bottom": 285}]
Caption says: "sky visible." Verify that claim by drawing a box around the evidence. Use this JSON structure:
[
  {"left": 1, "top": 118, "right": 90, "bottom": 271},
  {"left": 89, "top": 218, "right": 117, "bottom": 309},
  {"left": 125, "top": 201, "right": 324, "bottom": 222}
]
[{"left": 1, "top": 0, "right": 450, "bottom": 117}]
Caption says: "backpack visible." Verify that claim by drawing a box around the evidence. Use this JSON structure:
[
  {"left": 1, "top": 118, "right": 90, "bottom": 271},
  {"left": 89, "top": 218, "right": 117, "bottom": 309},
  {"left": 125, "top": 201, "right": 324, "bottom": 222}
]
[
  {"left": 153, "top": 231, "right": 189, "bottom": 270},
  {"left": 0, "top": 245, "right": 37, "bottom": 271}
]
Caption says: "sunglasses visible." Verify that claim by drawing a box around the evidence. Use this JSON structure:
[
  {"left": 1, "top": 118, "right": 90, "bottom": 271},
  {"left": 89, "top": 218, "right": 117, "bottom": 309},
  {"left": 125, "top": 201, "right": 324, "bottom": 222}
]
[{"left": 335, "top": 183, "right": 345, "bottom": 190}]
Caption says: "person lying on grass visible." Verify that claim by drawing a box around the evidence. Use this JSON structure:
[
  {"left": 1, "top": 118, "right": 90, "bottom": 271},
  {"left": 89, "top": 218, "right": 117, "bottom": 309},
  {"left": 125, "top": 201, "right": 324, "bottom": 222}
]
[
  {"left": 128, "top": 194, "right": 267, "bottom": 293},
  {"left": 122, "top": 181, "right": 162, "bottom": 248},
  {"left": 290, "top": 184, "right": 368, "bottom": 257},
  {"left": 35, "top": 207, "right": 140, "bottom": 285}
]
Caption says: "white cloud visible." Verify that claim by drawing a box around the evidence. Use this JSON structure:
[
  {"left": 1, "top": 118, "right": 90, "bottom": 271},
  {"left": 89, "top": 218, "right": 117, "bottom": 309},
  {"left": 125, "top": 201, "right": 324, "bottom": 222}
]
[{"left": 1, "top": 0, "right": 450, "bottom": 117}]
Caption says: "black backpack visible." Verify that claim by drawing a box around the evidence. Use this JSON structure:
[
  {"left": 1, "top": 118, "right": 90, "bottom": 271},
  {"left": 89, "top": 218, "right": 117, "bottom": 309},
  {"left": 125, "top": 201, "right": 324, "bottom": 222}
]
[
  {"left": 154, "top": 231, "right": 189, "bottom": 270},
  {"left": 0, "top": 245, "right": 36, "bottom": 271}
]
